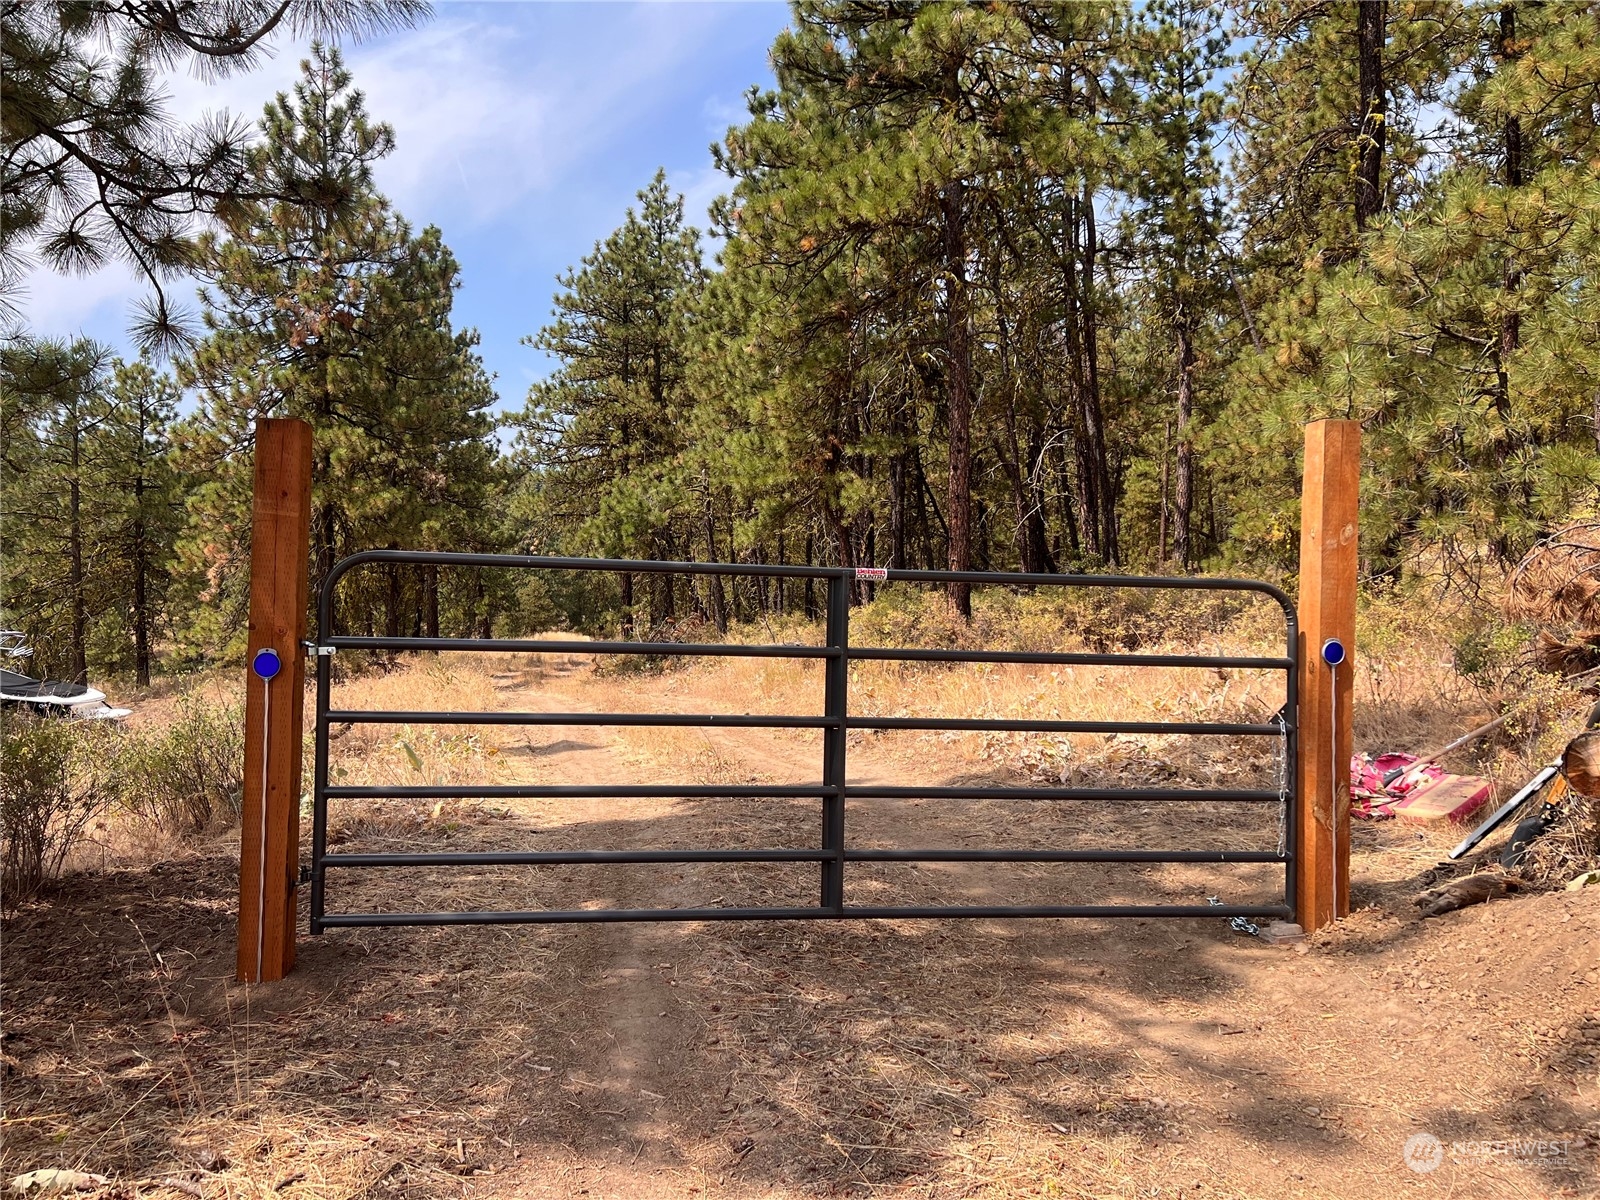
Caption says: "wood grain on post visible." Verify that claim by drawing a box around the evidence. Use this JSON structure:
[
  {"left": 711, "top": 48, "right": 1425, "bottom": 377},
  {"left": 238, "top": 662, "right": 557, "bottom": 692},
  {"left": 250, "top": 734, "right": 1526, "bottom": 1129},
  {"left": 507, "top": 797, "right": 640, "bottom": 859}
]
[
  {"left": 1295, "top": 419, "right": 1360, "bottom": 933},
  {"left": 238, "top": 418, "right": 313, "bottom": 982}
]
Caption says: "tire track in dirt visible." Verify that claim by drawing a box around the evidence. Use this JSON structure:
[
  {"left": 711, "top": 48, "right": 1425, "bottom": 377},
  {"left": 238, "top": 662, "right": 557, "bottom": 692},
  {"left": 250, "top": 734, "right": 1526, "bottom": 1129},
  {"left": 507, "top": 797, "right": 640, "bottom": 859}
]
[
  {"left": 415, "top": 658, "right": 1314, "bottom": 1193},
  {"left": 476, "top": 658, "right": 737, "bottom": 1175}
]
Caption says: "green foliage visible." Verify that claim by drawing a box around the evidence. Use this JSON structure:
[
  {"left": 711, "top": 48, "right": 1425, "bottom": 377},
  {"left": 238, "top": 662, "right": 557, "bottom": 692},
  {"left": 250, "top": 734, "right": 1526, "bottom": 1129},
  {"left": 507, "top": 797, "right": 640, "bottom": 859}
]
[
  {"left": 534, "top": 0, "right": 1600, "bottom": 604},
  {"left": 113, "top": 695, "right": 246, "bottom": 835},
  {"left": 514, "top": 171, "right": 705, "bottom": 565},
  {"left": 1219, "top": 2, "right": 1600, "bottom": 582},
  {"left": 8, "top": 0, "right": 1600, "bottom": 674},
  {"left": 0, "top": 340, "right": 182, "bottom": 683},
  {"left": 1, "top": 714, "right": 118, "bottom": 903}
]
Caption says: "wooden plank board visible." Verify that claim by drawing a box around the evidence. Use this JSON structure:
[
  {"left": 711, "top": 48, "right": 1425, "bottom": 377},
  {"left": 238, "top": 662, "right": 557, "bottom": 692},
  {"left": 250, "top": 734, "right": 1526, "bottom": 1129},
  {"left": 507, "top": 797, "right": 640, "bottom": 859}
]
[
  {"left": 238, "top": 418, "right": 313, "bottom": 982},
  {"left": 1295, "top": 419, "right": 1360, "bottom": 932}
]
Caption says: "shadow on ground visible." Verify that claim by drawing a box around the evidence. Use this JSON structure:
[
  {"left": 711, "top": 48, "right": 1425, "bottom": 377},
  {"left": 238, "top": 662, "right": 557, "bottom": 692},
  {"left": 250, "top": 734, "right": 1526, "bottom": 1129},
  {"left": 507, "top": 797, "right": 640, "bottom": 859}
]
[{"left": 4, "top": 801, "right": 1596, "bottom": 1200}]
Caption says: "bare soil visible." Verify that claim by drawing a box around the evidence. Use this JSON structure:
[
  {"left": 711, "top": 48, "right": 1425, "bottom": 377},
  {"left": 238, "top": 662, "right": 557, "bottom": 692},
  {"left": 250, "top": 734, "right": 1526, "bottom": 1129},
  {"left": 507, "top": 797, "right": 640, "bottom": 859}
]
[{"left": 4, "top": 655, "right": 1599, "bottom": 1199}]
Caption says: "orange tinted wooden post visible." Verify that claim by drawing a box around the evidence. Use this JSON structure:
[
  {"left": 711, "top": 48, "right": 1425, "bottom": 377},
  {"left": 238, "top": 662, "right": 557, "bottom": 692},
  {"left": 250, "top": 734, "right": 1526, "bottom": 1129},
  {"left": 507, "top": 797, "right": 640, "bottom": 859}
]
[
  {"left": 238, "top": 418, "right": 313, "bottom": 982},
  {"left": 1295, "top": 419, "right": 1360, "bottom": 933}
]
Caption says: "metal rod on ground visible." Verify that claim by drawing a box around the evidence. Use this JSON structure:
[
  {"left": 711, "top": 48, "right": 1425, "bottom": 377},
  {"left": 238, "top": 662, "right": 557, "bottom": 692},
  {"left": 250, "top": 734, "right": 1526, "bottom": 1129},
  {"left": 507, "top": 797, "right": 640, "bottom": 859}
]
[
  {"left": 1448, "top": 765, "right": 1562, "bottom": 860},
  {"left": 1447, "top": 699, "right": 1600, "bottom": 860},
  {"left": 1382, "top": 713, "right": 1511, "bottom": 786}
]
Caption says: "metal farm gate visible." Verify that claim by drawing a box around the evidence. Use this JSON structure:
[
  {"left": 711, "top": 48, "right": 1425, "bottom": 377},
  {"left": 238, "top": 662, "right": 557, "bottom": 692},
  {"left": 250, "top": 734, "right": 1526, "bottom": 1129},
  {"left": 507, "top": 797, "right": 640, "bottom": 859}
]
[{"left": 305, "top": 552, "right": 1298, "bottom": 933}]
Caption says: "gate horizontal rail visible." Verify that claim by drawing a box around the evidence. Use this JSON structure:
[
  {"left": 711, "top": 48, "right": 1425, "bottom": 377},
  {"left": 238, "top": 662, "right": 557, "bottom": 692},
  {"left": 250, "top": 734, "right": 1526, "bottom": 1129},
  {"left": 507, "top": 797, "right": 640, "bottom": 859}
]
[
  {"left": 317, "top": 903, "right": 1283, "bottom": 928},
  {"left": 328, "top": 709, "right": 1281, "bottom": 736},
  {"left": 309, "top": 551, "right": 1298, "bottom": 931}
]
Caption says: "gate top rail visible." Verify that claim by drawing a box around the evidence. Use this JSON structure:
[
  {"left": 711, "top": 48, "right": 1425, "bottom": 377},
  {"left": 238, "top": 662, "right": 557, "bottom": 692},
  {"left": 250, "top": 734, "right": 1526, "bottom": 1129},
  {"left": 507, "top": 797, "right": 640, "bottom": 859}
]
[{"left": 317, "top": 549, "right": 1297, "bottom": 641}]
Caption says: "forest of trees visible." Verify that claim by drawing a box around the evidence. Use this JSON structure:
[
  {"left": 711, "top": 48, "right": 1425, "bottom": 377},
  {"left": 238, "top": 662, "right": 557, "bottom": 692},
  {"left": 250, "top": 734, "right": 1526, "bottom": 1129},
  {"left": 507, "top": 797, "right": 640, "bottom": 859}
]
[{"left": 5, "top": 1, "right": 1600, "bottom": 678}]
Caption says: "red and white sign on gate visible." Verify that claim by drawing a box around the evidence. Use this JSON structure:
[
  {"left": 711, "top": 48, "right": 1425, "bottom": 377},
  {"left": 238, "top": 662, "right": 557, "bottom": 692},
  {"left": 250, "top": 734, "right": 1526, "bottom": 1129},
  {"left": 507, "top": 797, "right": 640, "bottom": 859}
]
[{"left": 854, "top": 567, "right": 888, "bottom": 583}]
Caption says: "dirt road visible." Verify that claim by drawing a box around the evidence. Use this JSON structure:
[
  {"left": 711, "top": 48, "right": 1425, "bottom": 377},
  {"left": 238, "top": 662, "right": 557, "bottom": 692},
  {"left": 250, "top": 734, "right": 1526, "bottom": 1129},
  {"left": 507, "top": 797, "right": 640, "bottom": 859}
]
[{"left": 4, "top": 655, "right": 1599, "bottom": 1199}]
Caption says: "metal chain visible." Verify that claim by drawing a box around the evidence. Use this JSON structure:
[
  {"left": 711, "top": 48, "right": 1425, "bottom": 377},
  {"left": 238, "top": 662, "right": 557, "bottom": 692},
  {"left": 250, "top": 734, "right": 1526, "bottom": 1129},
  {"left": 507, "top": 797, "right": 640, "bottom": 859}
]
[{"left": 1207, "top": 895, "right": 1260, "bottom": 937}]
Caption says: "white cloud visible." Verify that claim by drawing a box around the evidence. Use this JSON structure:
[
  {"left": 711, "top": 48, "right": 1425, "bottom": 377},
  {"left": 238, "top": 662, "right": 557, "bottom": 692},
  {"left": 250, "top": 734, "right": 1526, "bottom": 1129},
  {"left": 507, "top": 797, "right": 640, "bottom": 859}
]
[
  {"left": 349, "top": 18, "right": 553, "bottom": 224},
  {"left": 347, "top": 4, "right": 740, "bottom": 227},
  {"left": 702, "top": 89, "right": 754, "bottom": 138}
]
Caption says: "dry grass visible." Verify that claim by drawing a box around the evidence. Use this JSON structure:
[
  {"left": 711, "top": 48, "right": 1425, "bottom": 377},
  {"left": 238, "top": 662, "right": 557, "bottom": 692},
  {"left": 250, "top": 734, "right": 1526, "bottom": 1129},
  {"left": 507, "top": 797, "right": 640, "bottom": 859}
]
[
  {"left": 321, "top": 656, "right": 513, "bottom": 844},
  {"left": 1507, "top": 519, "right": 1600, "bottom": 628},
  {"left": 1520, "top": 797, "right": 1600, "bottom": 889}
]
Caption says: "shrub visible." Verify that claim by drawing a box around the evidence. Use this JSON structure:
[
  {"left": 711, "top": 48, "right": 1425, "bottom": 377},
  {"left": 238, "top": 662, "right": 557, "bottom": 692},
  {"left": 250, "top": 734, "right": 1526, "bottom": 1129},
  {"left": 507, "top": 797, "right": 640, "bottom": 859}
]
[
  {"left": 1, "top": 713, "right": 118, "bottom": 904},
  {"left": 1452, "top": 615, "right": 1538, "bottom": 700},
  {"left": 114, "top": 694, "right": 245, "bottom": 834}
]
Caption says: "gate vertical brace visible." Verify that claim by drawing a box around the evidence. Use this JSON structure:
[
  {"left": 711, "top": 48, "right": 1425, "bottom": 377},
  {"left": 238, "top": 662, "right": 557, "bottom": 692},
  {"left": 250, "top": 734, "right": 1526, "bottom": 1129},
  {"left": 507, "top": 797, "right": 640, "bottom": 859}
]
[
  {"left": 1282, "top": 614, "right": 1300, "bottom": 919},
  {"left": 820, "top": 573, "right": 849, "bottom": 912},
  {"left": 237, "top": 417, "right": 312, "bottom": 983},
  {"left": 309, "top": 646, "right": 332, "bottom": 934}
]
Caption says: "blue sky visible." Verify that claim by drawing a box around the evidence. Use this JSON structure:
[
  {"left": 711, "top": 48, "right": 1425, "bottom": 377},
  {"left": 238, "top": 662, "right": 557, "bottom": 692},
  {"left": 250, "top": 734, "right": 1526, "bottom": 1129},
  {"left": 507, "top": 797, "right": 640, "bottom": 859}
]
[{"left": 20, "top": 1, "right": 789, "bottom": 410}]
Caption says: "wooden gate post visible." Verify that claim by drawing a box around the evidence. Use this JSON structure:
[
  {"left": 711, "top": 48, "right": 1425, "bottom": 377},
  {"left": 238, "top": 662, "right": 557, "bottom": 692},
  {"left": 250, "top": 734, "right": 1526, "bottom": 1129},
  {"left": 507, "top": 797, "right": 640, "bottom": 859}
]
[
  {"left": 1295, "top": 419, "right": 1360, "bottom": 933},
  {"left": 238, "top": 418, "right": 313, "bottom": 982}
]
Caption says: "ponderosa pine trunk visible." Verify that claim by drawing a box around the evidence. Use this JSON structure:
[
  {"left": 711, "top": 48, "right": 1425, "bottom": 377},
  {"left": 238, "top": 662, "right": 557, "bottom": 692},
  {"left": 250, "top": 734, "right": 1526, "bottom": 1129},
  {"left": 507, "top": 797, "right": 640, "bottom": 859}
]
[
  {"left": 1173, "top": 319, "right": 1196, "bottom": 571},
  {"left": 619, "top": 571, "right": 635, "bottom": 639},
  {"left": 803, "top": 530, "right": 818, "bottom": 620},
  {"left": 1078, "top": 182, "right": 1117, "bottom": 565},
  {"left": 1159, "top": 420, "right": 1171, "bottom": 566},
  {"left": 1026, "top": 429, "right": 1056, "bottom": 574},
  {"left": 1355, "top": 0, "right": 1387, "bottom": 231},
  {"left": 1497, "top": 4, "right": 1523, "bottom": 417},
  {"left": 1062, "top": 192, "right": 1099, "bottom": 563},
  {"left": 888, "top": 408, "right": 909, "bottom": 570},
  {"left": 384, "top": 554, "right": 402, "bottom": 640},
  {"left": 941, "top": 179, "right": 974, "bottom": 618},
  {"left": 132, "top": 495, "right": 150, "bottom": 685},
  {"left": 989, "top": 297, "right": 1042, "bottom": 574},
  {"left": 67, "top": 416, "right": 86, "bottom": 683},
  {"left": 703, "top": 488, "right": 728, "bottom": 633}
]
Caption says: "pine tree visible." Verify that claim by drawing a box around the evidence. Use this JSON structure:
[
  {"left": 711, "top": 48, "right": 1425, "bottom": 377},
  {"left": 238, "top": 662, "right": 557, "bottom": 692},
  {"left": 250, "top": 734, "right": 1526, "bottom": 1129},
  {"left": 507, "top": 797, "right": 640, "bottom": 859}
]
[
  {"left": 0, "top": 338, "right": 115, "bottom": 680},
  {"left": 714, "top": 0, "right": 1126, "bottom": 607},
  {"left": 1122, "top": 0, "right": 1232, "bottom": 569},
  {"left": 178, "top": 46, "right": 500, "bottom": 649},
  {"left": 98, "top": 358, "right": 182, "bottom": 685},
  {"left": 1218, "top": 1, "right": 1600, "bottom": 579},
  {"left": 513, "top": 171, "right": 705, "bottom": 633}
]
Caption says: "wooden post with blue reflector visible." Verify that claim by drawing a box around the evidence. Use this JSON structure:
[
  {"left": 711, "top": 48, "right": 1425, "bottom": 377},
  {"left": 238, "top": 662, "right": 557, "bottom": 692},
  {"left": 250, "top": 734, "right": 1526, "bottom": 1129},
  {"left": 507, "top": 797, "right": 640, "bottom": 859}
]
[
  {"left": 1295, "top": 420, "right": 1360, "bottom": 933},
  {"left": 238, "top": 418, "right": 313, "bottom": 982}
]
